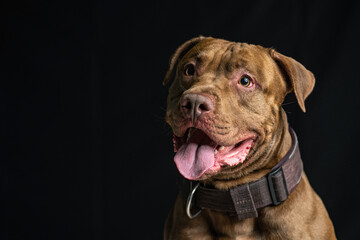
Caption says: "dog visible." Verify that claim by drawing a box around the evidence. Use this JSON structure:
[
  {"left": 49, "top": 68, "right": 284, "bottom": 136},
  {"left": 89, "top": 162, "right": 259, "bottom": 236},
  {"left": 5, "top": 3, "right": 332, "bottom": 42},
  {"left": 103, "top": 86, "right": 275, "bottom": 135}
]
[{"left": 162, "top": 36, "right": 336, "bottom": 239}]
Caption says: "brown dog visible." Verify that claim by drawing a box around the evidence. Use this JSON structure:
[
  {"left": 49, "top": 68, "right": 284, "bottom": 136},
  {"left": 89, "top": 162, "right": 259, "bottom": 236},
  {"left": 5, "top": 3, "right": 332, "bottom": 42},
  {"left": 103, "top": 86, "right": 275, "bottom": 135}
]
[{"left": 163, "top": 36, "right": 336, "bottom": 239}]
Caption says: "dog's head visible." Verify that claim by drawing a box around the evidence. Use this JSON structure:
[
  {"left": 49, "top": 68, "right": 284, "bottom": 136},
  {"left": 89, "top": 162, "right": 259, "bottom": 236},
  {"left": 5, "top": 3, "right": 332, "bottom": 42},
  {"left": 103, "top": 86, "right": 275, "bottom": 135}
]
[{"left": 163, "top": 37, "right": 314, "bottom": 181}]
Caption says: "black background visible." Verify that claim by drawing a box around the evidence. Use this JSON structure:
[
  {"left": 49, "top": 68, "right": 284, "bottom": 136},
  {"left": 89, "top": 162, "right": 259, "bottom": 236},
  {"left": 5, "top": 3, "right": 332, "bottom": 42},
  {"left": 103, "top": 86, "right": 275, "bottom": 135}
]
[{"left": 2, "top": 0, "right": 360, "bottom": 239}]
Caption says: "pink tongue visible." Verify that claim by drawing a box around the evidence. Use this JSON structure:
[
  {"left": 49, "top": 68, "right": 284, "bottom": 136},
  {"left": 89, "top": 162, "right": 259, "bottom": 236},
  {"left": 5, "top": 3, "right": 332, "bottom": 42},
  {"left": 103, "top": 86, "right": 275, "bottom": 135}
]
[{"left": 174, "top": 130, "right": 216, "bottom": 180}]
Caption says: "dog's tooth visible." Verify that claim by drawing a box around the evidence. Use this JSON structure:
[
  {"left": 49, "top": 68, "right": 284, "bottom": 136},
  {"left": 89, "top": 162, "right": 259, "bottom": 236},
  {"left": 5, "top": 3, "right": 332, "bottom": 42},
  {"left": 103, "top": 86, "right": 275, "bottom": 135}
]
[
  {"left": 214, "top": 149, "right": 218, "bottom": 154},
  {"left": 187, "top": 130, "right": 191, "bottom": 141},
  {"left": 219, "top": 146, "right": 225, "bottom": 151}
]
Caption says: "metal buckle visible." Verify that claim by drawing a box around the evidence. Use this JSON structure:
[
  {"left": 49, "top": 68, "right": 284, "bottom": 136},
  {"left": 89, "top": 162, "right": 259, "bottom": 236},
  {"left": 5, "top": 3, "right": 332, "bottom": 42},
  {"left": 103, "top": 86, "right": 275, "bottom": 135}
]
[
  {"left": 267, "top": 166, "right": 289, "bottom": 205},
  {"left": 186, "top": 182, "right": 202, "bottom": 219}
]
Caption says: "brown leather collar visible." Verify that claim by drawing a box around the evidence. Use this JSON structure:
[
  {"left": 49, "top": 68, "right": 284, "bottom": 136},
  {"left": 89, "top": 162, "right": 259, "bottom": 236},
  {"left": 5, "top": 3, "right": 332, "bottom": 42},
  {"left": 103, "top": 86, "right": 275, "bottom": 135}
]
[{"left": 179, "top": 128, "right": 303, "bottom": 220}]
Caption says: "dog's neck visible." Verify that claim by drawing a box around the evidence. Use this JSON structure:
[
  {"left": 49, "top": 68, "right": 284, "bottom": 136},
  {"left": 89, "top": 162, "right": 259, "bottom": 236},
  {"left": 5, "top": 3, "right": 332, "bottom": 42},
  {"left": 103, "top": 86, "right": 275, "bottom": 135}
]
[{"left": 206, "top": 108, "right": 292, "bottom": 190}]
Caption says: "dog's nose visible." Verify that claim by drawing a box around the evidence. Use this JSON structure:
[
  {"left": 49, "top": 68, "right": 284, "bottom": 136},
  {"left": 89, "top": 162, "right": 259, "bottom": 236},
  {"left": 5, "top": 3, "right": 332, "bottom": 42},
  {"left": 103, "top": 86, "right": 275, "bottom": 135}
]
[{"left": 180, "top": 93, "right": 214, "bottom": 121}]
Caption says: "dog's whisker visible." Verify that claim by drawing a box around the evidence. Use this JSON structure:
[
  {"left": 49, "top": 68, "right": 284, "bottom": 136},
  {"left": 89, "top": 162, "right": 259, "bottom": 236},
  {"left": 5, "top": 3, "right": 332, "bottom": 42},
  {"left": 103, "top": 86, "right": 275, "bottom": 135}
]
[{"left": 281, "top": 101, "right": 296, "bottom": 106}]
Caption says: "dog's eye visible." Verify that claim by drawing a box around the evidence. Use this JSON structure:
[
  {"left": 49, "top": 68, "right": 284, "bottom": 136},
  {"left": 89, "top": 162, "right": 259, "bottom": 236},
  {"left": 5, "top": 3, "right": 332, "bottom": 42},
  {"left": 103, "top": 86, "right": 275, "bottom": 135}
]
[
  {"left": 184, "top": 64, "right": 195, "bottom": 76},
  {"left": 238, "top": 76, "right": 253, "bottom": 87}
]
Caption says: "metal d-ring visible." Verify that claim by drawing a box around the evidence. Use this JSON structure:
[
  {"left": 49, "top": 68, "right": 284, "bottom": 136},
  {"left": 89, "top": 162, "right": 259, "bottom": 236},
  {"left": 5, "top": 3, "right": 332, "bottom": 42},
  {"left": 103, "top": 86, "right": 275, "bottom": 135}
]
[{"left": 186, "top": 182, "right": 202, "bottom": 219}]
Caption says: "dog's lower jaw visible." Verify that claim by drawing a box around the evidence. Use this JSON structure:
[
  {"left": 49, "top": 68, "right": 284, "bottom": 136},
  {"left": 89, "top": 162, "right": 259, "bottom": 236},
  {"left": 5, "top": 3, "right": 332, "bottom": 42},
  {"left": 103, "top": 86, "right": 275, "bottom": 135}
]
[{"left": 204, "top": 109, "right": 292, "bottom": 190}]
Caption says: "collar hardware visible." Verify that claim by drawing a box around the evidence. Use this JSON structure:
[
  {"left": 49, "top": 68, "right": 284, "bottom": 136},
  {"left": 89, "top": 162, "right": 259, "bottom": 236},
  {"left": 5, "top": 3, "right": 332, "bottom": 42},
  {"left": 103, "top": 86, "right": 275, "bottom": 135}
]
[
  {"left": 185, "top": 182, "right": 201, "bottom": 219},
  {"left": 267, "top": 166, "right": 288, "bottom": 206}
]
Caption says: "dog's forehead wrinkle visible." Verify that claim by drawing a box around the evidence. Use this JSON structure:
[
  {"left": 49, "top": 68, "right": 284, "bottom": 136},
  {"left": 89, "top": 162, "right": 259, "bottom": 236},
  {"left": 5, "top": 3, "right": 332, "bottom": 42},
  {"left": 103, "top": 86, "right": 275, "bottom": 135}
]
[
  {"left": 196, "top": 51, "right": 212, "bottom": 62},
  {"left": 189, "top": 42, "right": 234, "bottom": 71},
  {"left": 180, "top": 43, "right": 213, "bottom": 65},
  {"left": 223, "top": 51, "right": 260, "bottom": 75}
]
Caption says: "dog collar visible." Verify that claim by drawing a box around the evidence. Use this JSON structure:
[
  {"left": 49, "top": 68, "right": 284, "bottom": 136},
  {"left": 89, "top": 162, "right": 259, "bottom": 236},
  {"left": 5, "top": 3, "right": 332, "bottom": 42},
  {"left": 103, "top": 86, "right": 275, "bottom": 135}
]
[{"left": 179, "top": 128, "right": 303, "bottom": 220}]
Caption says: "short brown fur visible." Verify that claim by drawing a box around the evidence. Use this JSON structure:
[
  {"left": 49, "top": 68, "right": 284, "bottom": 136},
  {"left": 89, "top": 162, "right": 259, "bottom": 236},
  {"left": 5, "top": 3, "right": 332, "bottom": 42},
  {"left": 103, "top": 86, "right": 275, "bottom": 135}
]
[{"left": 163, "top": 37, "right": 335, "bottom": 239}]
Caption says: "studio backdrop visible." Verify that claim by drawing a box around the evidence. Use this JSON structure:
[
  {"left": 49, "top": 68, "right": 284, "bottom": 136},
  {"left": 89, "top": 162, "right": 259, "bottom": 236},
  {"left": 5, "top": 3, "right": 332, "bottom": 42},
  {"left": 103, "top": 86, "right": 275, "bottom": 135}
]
[{"left": 2, "top": 0, "right": 360, "bottom": 239}]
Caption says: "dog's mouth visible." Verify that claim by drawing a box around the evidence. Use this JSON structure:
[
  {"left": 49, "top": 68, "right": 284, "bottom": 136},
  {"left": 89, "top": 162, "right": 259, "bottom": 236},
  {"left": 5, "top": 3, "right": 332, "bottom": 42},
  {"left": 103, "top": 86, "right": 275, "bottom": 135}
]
[{"left": 173, "top": 127, "right": 255, "bottom": 180}]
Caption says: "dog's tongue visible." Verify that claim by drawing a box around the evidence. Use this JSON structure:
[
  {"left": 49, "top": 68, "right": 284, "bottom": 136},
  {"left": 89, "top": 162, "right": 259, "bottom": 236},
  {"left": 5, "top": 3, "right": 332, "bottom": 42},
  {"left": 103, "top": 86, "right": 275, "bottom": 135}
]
[{"left": 174, "top": 129, "right": 216, "bottom": 180}]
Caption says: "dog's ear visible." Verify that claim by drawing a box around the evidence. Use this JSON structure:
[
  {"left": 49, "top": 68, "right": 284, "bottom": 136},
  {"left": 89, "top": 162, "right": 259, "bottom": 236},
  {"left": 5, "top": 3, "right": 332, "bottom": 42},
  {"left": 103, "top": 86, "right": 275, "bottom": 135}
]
[
  {"left": 270, "top": 49, "right": 315, "bottom": 112},
  {"left": 163, "top": 36, "right": 206, "bottom": 86}
]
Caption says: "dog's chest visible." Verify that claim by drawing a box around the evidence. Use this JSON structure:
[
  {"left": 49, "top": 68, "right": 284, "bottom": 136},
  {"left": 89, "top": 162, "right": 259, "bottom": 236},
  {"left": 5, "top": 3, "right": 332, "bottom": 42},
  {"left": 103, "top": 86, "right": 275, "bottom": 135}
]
[{"left": 198, "top": 210, "right": 261, "bottom": 239}]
